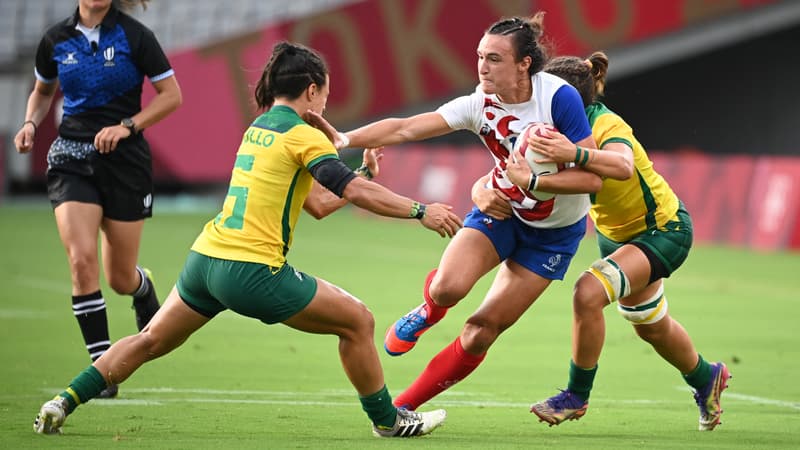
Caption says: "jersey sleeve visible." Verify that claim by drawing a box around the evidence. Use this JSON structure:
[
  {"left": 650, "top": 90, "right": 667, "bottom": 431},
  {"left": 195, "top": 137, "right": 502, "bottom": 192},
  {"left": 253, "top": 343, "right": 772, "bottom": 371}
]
[
  {"left": 436, "top": 90, "right": 481, "bottom": 133},
  {"left": 289, "top": 125, "right": 340, "bottom": 169},
  {"left": 551, "top": 85, "right": 592, "bottom": 143},
  {"left": 594, "top": 113, "right": 634, "bottom": 149},
  {"left": 132, "top": 26, "right": 174, "bottom": 82},
  {"left": 34, "top": 33, "right": 57, "bottom": 83}
]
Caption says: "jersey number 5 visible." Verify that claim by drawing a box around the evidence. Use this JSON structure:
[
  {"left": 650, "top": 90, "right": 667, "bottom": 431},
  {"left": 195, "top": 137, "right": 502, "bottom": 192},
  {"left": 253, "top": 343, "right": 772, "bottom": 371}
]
[{"left": 215, "top": 154, "right": 255, "bottom": 230}]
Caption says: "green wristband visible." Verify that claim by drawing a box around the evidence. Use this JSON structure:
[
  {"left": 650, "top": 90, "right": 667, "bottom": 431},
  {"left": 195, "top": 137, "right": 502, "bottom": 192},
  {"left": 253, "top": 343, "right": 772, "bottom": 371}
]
[{"left": 410, "top": 201, "right": 426, "bottom": 219}]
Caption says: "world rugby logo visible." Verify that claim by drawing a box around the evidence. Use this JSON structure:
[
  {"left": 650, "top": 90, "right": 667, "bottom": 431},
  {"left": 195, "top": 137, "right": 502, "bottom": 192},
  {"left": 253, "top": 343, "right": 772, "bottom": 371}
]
[{"left": 103, "top": 46, "right": 115, "bottom": 67}]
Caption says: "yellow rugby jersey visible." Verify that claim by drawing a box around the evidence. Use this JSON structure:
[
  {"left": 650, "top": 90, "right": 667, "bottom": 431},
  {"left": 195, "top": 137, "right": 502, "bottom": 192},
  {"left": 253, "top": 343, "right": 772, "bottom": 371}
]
[
  {"left": 586, "top": 102, "right": 680, "bottom": 242},
  {"left": 191, "top": 105, "right": 338, "bottom": 267}
]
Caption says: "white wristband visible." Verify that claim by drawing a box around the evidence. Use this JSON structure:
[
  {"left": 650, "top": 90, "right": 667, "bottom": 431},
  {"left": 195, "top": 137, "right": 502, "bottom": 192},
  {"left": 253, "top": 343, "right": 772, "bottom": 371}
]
[{"left": 337, "top": 132, "right": 350, "bottom": 149}]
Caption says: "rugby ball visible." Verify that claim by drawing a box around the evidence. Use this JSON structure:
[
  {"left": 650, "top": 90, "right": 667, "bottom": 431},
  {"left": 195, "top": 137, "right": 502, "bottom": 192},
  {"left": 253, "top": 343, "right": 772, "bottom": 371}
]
[{"left": 515, "top": 122, "right": 559, "bottom": 201}]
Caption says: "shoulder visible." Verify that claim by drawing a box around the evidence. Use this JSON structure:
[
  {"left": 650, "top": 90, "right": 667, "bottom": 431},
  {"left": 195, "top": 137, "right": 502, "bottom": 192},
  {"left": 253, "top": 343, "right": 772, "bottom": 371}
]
[
  {"left": 114, "top": 9, "right": 160, "bottom": 46},
  {"left": 41, "top": 16, "right": 74, "bottom": 43},
  {"left": 588, "top": 102, "right": 628, "bottom": 128},
  {"left": 115, "top": 10, "right": 155, "bottom": 33},
  {"left": 533, "top": 72, "right": 569, "bottom": 91}
]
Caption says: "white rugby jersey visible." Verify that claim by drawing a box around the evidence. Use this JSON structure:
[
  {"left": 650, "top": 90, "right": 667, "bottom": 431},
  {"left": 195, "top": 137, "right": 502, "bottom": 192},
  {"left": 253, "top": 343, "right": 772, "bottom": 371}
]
[{"left": 437, "top": 72, "right": 591, "bottom": 228}]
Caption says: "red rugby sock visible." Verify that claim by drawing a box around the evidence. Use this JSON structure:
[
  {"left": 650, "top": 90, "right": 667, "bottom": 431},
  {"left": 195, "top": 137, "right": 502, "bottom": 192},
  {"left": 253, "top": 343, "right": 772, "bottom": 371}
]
[
  {"left": 422, "top": 269, "right": 448, "bottom": 323},
  {"left": 393, "top": 337, "right": 486, "bottom": 410}
]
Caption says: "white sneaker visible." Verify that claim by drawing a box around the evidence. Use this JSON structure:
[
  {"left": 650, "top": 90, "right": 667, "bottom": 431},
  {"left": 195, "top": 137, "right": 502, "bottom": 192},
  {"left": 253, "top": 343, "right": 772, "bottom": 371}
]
[
  {"left": 33, "top": 397, "right": 68, "bottom": 434},
  {"left": 372, "top": 408, "right": 446, "bottom": 437}
]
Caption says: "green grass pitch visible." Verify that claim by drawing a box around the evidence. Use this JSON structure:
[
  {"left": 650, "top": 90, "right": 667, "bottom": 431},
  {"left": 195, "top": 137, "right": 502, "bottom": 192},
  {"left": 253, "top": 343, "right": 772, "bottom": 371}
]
[{"left": 0, "top": 202, "right": 798, "bottom": 449}]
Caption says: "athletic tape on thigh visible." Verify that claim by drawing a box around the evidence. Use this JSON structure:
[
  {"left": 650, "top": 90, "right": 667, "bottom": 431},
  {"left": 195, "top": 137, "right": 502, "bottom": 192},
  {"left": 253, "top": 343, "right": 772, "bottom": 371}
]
[
  {"left": 617, "top": 284, "right": 668, "bottom": 324},
  {"left": 586, "top": 257, "right": 631, "bottom": 303}
]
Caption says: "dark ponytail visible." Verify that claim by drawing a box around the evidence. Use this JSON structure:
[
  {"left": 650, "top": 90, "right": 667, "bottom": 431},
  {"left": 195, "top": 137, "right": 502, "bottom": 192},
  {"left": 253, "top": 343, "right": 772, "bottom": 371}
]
[{"left": 254, "top": 41, "right": 328, "bottom": 110}]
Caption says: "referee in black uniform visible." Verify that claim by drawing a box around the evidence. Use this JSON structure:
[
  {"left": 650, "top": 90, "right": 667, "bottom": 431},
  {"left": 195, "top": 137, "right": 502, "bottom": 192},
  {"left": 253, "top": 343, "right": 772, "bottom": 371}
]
[{"left": 13, "top": 0, "right": 182, "bottom": 398}]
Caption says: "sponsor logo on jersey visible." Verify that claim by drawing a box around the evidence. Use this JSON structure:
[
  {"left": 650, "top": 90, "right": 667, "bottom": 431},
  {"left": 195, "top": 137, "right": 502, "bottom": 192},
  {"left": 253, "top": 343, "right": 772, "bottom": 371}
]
[{"left": 62, "top": 52, "right": 78, "bottom": 65}]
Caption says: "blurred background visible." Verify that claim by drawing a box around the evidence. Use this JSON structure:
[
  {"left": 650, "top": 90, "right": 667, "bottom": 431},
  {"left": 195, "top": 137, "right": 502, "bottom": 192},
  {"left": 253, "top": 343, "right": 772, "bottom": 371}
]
[{"left": 1, "top": 0, "right": 799, "bottom": 251}]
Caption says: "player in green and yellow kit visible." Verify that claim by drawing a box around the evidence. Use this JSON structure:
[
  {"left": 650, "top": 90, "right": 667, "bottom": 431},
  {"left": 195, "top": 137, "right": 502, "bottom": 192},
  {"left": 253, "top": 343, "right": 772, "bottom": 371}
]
[
  {"left": 503, "top": 52, "right": 729, "bottom": 431},
  {"left": 33, "top": 41, "right": 462, "bottom": 438}
]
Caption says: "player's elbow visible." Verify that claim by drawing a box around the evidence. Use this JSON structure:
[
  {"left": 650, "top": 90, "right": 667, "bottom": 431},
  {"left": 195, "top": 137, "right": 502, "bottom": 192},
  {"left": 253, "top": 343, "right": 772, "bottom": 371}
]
[
  {"left": 303, "top": 198, "right": 336, "bottom": 220},
  {"left": 304, "top": 205, "right": 328, "bottom": 220}
]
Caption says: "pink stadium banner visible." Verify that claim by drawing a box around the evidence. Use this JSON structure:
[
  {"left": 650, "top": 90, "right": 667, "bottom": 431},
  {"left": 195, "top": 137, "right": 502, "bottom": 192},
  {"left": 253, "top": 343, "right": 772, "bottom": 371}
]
[
  {"left": 137, "top": 0, "right": 775, "bottom": 182},
  {"left": 374, "top": 145, "right": 800, "bottom": 251},
  {"left": 27, "top": 0, "right": 777, "bottom": 181}
]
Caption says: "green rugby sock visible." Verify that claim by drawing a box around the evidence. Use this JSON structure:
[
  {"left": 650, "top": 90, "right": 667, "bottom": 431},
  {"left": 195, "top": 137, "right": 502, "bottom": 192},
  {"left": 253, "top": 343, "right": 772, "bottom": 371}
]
[
  {"left": 58, "top": 365, "right": 108, "bottom": 414},
  {"left": 683, "top": 355, "right": 712, "bottom": 390},
  {"left": 566, "top": 360, "right": 597, "bottom": 401},
  {"left": 359, "top": 385, "right": 397, "bottom": 428}
]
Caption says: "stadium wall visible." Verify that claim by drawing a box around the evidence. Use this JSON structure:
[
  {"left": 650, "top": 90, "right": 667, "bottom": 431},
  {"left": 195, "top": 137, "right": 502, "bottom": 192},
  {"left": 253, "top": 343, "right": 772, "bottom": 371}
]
[{"left": 371, "top": 145, "right": 800, "bottom": 252}]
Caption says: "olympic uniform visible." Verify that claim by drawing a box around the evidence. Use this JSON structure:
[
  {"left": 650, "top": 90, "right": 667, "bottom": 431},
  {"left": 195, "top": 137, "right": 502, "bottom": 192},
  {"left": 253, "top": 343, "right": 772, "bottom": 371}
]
[
  {"left": 436, "top": 72, "right": 593, "bottom": 279},
  {"left": 35, "top": 4, "right": 174, "bottom": 220},
  {"left": 586, "top": 102, "right": 692, "bottom": 278},
  {"left": 178, "top": 106, "right": 348, "bottom": 323}
]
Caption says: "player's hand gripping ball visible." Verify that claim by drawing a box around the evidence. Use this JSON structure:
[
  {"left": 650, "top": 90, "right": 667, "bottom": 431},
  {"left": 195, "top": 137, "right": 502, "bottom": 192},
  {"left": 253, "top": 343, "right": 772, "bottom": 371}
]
[{"left": 514, "top": 122, "right": 559, "bottom": 201}]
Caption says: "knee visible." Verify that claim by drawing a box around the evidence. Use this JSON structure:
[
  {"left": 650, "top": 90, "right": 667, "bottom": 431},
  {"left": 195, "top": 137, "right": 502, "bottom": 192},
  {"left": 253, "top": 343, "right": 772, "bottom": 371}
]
[
  {"left": 633, "top": 317, "right": 670, "bottom": 343},
  {"left": 106, "top": 267, "right": 141, "bottom": 295},
  {"left": 342, "top": 302, "right": 376, "bottom": 340},
  {"left": 461, "top": 318, "right": 501, "bottom": 354},
  {"left": 107, "top": 276, "right": 129, "bottom": 295},
  {"left": 132, "top": 330, "right": 164, "bottom": 360},
  {"left": 66, "top": 251, "right": 97, "bottom": 283},
  {"left": 428, "top": 276, "right": 468, "bottom": 307},
  {"left": 572, "top": 275, "right": 608, "bottom": 315}
]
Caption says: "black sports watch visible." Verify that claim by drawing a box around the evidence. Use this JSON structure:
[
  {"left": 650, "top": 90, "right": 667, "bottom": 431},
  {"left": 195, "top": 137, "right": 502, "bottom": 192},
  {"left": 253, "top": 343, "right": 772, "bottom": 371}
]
[{"left": 121, "top": 117, "right": 138, "bottom": 135}]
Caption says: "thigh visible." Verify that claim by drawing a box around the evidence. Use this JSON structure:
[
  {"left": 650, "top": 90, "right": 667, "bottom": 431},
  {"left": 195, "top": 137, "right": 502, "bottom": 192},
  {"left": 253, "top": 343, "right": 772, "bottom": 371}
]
[
  {"left": 601, "top": 243, "right": 654, "bottom": 298},
  {"left": 473, "top": 260, "right": 552, "bottom": 328},
  {"left": 53, "top": 201, "right": 103, "bottom": 259},
  {"left": 145, "top": 286, "right": 212, "bottom": 345},
  {"left": 436, "top": 209, "right": 507, "bottom": 291},
  {"left": 282, "top": 278, "right": 370, "bottom": 335},
  {"left": 100, "top": 217, "right": 145, "bottom": 277},
  {"left": 469, "top": 259, "right": 552, "bottom": 331}
]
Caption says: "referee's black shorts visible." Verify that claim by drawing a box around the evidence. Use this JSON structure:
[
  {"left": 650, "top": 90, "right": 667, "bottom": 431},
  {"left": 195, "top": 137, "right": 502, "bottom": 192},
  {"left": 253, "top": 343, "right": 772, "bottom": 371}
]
[{"left": 46, "top": 137, "right": 154, "bottom": 221}]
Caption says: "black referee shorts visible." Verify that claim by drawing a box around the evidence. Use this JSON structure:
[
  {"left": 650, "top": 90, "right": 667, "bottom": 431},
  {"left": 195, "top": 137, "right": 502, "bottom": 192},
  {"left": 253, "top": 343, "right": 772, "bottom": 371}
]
[{"left": 46, "top": 138, "right": 154, "bottom": 221}]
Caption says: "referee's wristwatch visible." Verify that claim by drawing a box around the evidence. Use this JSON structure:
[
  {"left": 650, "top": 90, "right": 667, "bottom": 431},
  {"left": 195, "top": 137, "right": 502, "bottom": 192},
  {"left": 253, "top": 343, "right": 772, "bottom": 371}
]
[{"left": 121, "top": 117, "right": 138, "bottom": 136}]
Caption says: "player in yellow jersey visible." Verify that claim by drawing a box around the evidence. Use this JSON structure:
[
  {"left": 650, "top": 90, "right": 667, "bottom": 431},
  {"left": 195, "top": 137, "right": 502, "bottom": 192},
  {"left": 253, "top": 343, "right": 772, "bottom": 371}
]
[
  {"left": 503, "top": 52, "right": 729, "bottom": 431},
  {"left": 33, "top": 41, "right": 462, "bottom": 438}
]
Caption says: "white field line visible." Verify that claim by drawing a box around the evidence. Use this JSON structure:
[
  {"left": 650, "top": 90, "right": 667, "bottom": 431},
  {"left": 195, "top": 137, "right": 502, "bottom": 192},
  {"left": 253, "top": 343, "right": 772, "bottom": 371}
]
[
  {"left": 0, "top": 309, "right": 55, "bottom": 319},
  {"left": 35, "top": 387, "right": 799, "bottom": 410},
  {"left": 11, "top": 275, "right": 71, "bottom": 295}
]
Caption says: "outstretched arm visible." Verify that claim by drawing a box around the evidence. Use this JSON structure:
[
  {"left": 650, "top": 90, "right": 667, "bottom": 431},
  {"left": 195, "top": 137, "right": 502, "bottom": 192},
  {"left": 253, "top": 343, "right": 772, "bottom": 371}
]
[
  {"left": 304, "top": 148, "right": 383, "bottom": 219},
  {"left": 304, "top": 110, "right": 453, "bottom": 150}
]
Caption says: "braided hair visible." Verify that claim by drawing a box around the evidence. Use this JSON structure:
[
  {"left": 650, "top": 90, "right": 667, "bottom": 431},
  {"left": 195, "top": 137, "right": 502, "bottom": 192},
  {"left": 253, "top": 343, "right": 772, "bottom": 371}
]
[
  {"left": 486, "top": 12, "right": 550, "bottom": 75},
  {"left": 544, "top": 51, "right": 609, "bottom": 107}
]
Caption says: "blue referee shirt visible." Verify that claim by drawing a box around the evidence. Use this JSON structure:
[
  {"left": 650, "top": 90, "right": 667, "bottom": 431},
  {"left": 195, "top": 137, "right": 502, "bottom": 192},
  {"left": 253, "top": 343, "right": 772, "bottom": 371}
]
[{"left": 34, "top": 4, "right": 174, "bottom": 142}]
